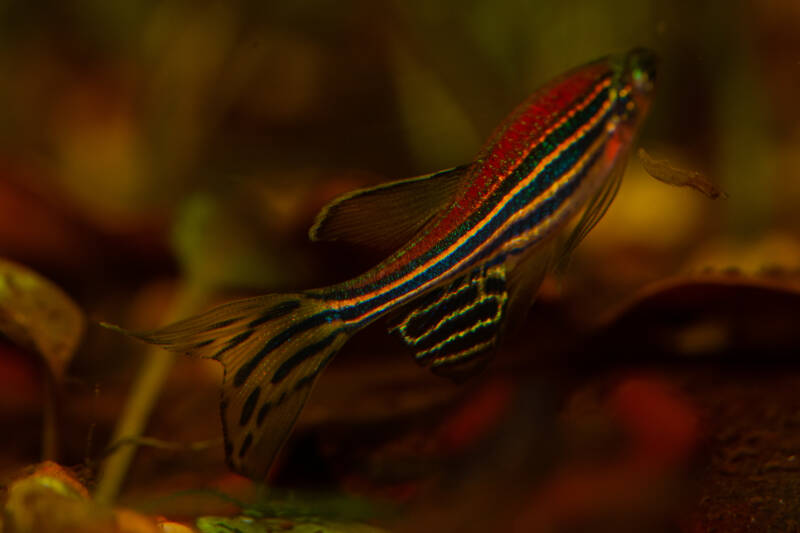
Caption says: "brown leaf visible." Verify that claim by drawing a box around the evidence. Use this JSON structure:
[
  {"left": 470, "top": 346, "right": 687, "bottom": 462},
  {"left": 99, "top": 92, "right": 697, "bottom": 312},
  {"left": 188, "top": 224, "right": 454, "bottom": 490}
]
[
  {"left": 638, "top": 148, "right": 728, "bottom": 199},
  {"left": 594, "top": 271, "right": 800, "bottom": 357},
  {"left": 0, "top": 258, "right": 85, "bottom": 380}
]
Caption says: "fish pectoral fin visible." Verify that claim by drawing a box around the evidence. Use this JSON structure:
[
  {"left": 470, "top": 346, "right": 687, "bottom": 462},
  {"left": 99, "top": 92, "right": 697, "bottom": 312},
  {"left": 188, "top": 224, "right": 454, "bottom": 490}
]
[
  {"left": 390, "top": 263, "right": 508, "bottom": 382},
  {"left": 309, "top": 164, "right": 471, "bottom": 252},
  {"left": 504, "top": 243, "right": 554, "bottom": 334},
  {"left": 554, "top": 151, "right": 626, "bottom": 275},
  {"left": 104, "top": 293, "right": 348, "bottom": 480},
  {"left": 483, "top": 146, "right": 628, "bottom": 337}
]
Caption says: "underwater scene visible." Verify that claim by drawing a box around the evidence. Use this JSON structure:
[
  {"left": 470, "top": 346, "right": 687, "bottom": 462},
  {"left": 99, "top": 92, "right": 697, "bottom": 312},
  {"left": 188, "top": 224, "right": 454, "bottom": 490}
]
[{"left": 0, "top": 1, "right": 799, "bottom": 531}]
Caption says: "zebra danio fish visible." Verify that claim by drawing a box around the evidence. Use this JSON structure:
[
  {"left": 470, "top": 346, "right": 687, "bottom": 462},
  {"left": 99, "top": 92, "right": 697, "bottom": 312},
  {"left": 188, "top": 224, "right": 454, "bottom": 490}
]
[{"left": 109, "top": 48, "right": 657, "bottom": 479}]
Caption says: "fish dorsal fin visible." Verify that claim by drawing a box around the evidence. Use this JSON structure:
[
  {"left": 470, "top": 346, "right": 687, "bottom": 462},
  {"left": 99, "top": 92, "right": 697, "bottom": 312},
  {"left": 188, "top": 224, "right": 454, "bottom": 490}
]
[
  {"left": 554, "top": 153, "right": 626, "bottom": 274},
  {"left": 309, "top": 164, "right": 471, "bottom": 252},
  {"left": 389, "top": 262, "right": 508, "bottom": 382},
  {"left": 105, "top": 293, "right": 349, "bottom": 480}
]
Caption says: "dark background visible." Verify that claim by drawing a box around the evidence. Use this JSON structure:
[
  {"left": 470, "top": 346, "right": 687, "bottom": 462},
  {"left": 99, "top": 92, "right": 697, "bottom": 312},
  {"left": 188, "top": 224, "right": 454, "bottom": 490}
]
[{"left": 1, "top": 1, "right": 799, "bottom": 531}]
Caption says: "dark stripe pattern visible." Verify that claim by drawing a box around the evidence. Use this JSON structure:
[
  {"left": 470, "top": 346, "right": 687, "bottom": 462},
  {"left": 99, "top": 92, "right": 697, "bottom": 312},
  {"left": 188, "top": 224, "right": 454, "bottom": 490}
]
[
  {"left": 207, "top": 318, "right": 239, "bottom": 330},
  {"left": 238, "top": 432, "right": 253, "bottom": 458},
  {"left": 233, "top": 310, "right": 337, "bottom": 387},
  {"left": 322, "top": 75, "right": 613, "bottom": 304},
  {"left": 212, "top": 330, "right": 254, "bottom": 360},
  {"left": 392, "top": 263, "right": 508, "bottom": 378},
  {"left": 208, "top": 50, "right": 654, "bottom": 479},
  {"left": 271, "top": 332, "right": 340, "bottom": 384},
  {"left": 247, "top": 300, "right": 301, "bottom": 328},
  {"left": 239, "top": 386, "right": 261, "bottom": 426},
  {"left": 325, "top": 82, "right": 616, "bottom": 329},
  {"left": 231, "top": 76, "right": 616, "bottom": 390},
  {"left": 403, "top": 278, "right": 477, "bottom": 339},
  {"left": 256, "top": 401, "right": 270, "bottom": 427}
]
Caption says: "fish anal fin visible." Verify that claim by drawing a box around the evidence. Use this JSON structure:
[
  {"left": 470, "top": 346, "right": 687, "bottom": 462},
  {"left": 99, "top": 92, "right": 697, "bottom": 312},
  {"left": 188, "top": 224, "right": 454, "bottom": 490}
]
[
  {"left": 390, "top": 263, "right": 508, "bottom": 381},
  {"left": 309, "top": 164, "right": 471, "bottom": 252}
]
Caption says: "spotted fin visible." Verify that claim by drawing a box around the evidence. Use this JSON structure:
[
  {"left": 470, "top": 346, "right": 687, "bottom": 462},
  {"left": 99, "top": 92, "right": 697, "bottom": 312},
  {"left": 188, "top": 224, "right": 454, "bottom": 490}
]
[
  {"left": 309, "top": 164, "right": 471, "bottom": 252},
  {"left": 105, "top": 293, "right": 349, "bottom": 480},
  {"left": 390, "top": 263, "right": 508, "bottom": 381}
]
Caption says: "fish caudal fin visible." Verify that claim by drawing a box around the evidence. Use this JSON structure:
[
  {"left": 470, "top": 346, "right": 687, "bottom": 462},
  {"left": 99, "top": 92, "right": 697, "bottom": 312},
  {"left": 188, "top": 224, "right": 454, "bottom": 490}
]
[{"left": 105, "top": 293, "right": 348, "bottom": 479}]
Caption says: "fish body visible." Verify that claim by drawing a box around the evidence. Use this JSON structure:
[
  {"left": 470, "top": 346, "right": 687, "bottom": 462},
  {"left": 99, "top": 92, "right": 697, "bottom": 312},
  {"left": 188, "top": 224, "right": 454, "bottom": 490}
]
[{"left": 120, "top": 48, "right": 657, "bottom": 479}]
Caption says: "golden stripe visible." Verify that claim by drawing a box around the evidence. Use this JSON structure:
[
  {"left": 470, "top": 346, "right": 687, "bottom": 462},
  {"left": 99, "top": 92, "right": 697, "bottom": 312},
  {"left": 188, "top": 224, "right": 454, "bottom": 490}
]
[
  {"left": 411, "top": 293, "right": 505, "bottom": 348},
  {"left": 416, "top": 312, "right": 503, "bottom": 360},
  {"left": 499, "top": 122, "right": 614, "bottom": 252},
  {"left": 396, "top": 280, "right": 474, "bottom": 335},
  {"left": 332, "top": 79, "right": 614, "bottom": 319},
  {"left": 430, "top": 339, "right": 496, "bottom": 367}
]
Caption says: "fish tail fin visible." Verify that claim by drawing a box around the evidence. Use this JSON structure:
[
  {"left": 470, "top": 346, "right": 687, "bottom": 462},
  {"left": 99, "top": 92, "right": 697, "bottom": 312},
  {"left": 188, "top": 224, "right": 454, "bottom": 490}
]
[{"left": 104, "top": 292, "right": 349, "bottom": 479}]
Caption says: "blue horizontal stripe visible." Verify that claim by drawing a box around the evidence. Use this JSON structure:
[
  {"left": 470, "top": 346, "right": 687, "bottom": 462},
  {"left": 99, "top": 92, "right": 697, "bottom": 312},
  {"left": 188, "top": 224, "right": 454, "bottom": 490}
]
[
  {"left": 319, "top": 77, "right": 613, "bottom": 302},
  {"left": 338, "top": 104, "right": 612, "bottom": 324}
]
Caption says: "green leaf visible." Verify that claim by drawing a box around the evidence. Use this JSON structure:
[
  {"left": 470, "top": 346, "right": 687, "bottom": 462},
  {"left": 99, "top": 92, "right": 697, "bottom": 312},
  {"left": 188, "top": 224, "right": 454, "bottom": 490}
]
[{"left": 171, "top": 190, "right": 309, "bottom": 290}]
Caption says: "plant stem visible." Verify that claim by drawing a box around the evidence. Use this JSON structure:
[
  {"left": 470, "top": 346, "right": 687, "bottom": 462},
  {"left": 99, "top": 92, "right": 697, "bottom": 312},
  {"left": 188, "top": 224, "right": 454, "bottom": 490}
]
[{"left": 94, "top": 283, "right": 206, "bottom": 505}]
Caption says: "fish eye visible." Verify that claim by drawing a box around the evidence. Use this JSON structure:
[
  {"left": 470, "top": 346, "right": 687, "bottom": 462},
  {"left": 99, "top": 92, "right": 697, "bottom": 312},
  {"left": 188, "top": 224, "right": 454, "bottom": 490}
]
[
  {"left": 632, "top": 66, "right": 653, "bottom": 92},
  {"left": 626, "top": 47, "right": 658, "bottom": 92}
]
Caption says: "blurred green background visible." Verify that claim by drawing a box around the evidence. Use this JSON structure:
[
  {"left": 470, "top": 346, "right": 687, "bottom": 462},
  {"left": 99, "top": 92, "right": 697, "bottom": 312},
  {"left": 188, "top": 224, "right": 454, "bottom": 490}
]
[{"left": 1, "top": 0, "right": 798, "bottom": 299}]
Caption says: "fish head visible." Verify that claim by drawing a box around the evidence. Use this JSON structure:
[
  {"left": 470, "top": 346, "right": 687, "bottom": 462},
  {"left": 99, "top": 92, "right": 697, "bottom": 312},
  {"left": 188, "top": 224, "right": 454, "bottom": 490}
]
[
  {"left": 627, "top": 47, "right": 657, "bottom": 94},
  {"left": 608, "top": 47, "right": 658, "bottom": 138}
]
